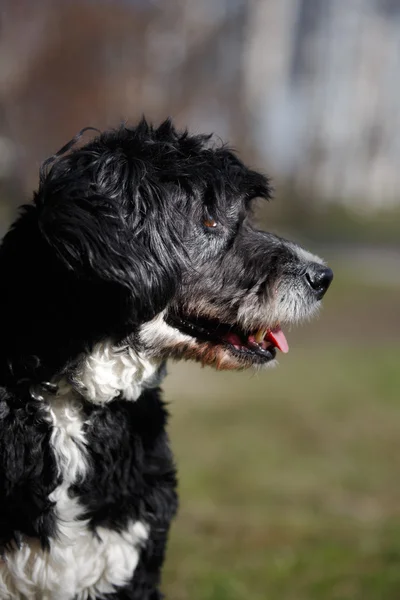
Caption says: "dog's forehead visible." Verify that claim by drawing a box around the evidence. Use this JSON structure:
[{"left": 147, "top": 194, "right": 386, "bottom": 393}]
[{"left": 96, "top": 124, "right": 271, "bottom": 202}]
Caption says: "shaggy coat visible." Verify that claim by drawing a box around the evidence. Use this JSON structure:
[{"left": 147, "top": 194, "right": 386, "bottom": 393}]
[{"left": 0, "top": 120, "right": 332, "bottom": 599}]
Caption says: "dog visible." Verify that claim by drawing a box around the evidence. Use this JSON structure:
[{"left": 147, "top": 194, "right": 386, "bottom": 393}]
[{"left": 0, "top": 119, "right": 332, "bottom": 599}]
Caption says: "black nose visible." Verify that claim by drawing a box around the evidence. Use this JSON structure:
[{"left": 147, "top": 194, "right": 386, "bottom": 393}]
[{"left": 305, "top": 265, "right": 333, "bottom": 299}]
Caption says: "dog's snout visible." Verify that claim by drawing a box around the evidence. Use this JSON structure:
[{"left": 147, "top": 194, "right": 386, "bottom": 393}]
[{"left": 305, "top": 264, "right": 333, "bottom": 299}]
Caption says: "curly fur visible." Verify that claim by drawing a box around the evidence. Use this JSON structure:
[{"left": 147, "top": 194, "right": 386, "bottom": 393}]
[{"left": 0, "top": 119, "right": 332, "bottom": 598}]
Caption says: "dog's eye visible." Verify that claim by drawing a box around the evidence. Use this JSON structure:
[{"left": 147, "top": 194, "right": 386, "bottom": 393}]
[{"left": 203, "top": 214, "right": 217, "bottom": 229}]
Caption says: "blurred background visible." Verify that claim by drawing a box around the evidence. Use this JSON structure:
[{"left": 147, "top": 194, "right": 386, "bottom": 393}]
[{"left": 0, "top": 0, "right": 399, "bottom": 598}]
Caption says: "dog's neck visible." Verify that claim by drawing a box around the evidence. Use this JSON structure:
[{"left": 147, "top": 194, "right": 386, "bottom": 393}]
[{"left": 70, "top": 341, "right": 165, "bottom": 404}]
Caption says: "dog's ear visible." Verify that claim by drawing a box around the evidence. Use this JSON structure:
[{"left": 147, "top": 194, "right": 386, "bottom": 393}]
[{"left": 35, "top": 138, "right": 184, "bottom": 324}]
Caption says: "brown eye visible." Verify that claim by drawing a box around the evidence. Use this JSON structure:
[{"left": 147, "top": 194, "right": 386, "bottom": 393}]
[{"left": 203, "top": 215, "right": 217, "bottom": 228}]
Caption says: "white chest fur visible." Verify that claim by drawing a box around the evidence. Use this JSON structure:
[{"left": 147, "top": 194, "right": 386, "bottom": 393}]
[
  {"left": 0, "top": 361, "right": 149, "bottom": 599},
  {"left": 76, "top": 341, "right": 160, "bottom": 404}
]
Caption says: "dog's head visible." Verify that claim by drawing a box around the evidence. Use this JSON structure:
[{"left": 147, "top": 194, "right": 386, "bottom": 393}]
[{"left": 1, "top": 119, "right": 332, "bottom": 381}]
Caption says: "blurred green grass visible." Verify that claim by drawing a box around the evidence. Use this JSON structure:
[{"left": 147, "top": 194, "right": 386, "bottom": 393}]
[{"left": 162, "top": 272, "right": 400, "bottom": 600}]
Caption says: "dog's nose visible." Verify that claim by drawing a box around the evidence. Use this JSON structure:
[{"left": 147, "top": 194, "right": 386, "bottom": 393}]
[{"left": 305, "top": 264, "right": 333, "bottom": 299}]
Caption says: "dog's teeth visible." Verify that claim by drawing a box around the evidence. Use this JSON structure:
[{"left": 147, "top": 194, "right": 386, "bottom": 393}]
[{"left": 255, "top": 328, "right": 268, "bottom": 343}]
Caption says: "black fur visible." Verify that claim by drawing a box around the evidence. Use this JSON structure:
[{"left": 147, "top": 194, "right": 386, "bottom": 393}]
[
  {"left": 76, "top": 388, "right": 177, "bottom": 599},
  {"left": 0, "top": 384, "right": 58, "bottom": 552},
  {"left": 0, "top": 119, "right": 331, "bottom": 598}
]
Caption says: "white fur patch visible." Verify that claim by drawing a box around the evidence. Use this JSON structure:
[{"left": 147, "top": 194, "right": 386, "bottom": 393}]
[
  {"left": 76, "top": 341, "right": 160, "bottom": 404},
  {"left": 139, "top": 311, "right": 194, "bottom": 350},
  {"left": 0, "top": 382, "right": 148, "bottom": 599}
]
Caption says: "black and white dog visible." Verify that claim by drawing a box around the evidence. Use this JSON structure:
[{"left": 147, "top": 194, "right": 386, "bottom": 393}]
[{"left": 0, "top": 120, "right": 332, "bottom": 599}]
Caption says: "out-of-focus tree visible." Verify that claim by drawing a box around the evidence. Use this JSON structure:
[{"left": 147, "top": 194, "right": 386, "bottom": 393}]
[{"left": 0, "top": 0, "right": 399, "bottom": 224}]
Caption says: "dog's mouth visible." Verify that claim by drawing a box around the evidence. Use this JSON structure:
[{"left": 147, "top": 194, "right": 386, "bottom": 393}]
[{"left": 166, "top": 312, "right": 289, "bottom": 364}]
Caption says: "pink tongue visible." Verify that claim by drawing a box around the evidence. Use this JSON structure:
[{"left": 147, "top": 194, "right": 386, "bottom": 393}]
[{"left": 267, "top": 326, "right": 289, "bottom": 354}]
